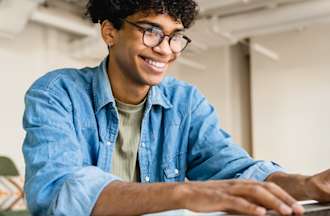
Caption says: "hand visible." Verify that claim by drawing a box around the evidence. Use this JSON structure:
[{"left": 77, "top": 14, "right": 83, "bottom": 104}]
[
  {"left": 305, "top": 169, "right": 330, "bottom": 202},
  {"left": 178, "top": 180, "right": 304, "bottom": 216}
]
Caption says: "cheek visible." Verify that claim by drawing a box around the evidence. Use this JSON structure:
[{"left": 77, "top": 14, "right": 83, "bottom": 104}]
[
  {"left": 115, "top": 43, "right": 136, "bottom": 63},
  {"left": 118, "top": 40, "right": 145, "bottom": 59}
]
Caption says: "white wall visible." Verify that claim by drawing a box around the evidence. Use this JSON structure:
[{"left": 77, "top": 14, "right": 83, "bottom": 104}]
[
  {"left": 0, "top": 22, "right": 98, "bottom": 174},
  {"left": 251, "top": 23, "right": 330, "bottom": 174}
]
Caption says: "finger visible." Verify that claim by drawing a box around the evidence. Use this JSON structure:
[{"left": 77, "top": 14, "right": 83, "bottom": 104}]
[
  {"left": 263, "top": 182, "right": 304, "bottom": 215},
  {"left": 230, "top": 183, "right": 294, "bottom": 215},
  {"left": 222, "top": 195, "right": 266, "bottom": 216}
]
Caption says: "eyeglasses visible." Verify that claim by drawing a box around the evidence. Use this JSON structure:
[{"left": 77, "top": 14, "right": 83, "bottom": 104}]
[{"left": 122, "top": 19, "right": 191, "bottom": 53}]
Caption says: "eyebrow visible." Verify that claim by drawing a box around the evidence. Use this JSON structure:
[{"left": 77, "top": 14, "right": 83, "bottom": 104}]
[{"left": 135, "top": 20, "right": 185, "bottom": 34}]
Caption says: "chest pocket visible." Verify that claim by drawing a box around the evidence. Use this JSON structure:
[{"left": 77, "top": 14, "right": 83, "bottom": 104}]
[{"left": 162, "top": 152, "right": 186, "bottom": 182}]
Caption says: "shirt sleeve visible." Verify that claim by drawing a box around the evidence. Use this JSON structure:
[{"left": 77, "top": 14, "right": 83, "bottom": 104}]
[
  {"left": 22, "top": 87, "right": 120, "bottom": 216},
  {"left": 186, "top": 88, "right": 285, "bottom": 181}
]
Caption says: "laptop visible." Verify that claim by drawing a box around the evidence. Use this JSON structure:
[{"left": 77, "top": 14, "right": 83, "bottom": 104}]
[{"left": 145, "top": 201, "right": 330, "bottom": 216}]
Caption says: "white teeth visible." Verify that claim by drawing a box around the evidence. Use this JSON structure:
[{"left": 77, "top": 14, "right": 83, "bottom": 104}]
[{"left": 145, "top": 58, "right": 166, "bottom": 69}]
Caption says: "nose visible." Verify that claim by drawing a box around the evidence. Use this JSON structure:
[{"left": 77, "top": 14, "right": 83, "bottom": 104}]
[{"left": 152, "top": 36, "right": 173, "bottom": 55}]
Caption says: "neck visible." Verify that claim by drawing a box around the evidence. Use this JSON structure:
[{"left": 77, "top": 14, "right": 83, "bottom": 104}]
[{"left": 107, "top": 56, "right": 150, "bottom": 105}]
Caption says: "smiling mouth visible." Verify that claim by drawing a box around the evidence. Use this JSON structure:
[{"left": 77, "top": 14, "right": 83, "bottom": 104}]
[{"left": 140, "top": 56, "right": 168, "bottom": 72}]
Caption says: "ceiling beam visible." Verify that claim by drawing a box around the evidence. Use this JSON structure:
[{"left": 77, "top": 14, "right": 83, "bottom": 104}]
[
  {"left": 0, "top": 0, "right": 45, "bottom": 38},
  {"left": 211, "top": 0, "right": 330, "bottom": 40},
  {"left": 30, "top": 6, "right": 97, "bottom": 37},
  {"left": 197, "top": 0, "right": 253, "bottom": 12}
]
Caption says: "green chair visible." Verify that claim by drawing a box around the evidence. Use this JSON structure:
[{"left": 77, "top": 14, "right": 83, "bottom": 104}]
[
  {"left": 0, "top": 156, "right": 19, "bottom": 176},
  {"left": 0, "top": 156, "right": 30, "bottom": 216},
  {"left": 0, "top": 211, "right": 30, "bottom": 216}
]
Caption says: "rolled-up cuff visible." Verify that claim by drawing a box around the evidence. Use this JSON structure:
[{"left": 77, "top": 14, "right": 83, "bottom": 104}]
[
  {"left": 48, "top": 166, "right": 121, "bottom": 216},
  {"left": 238, "top": 161, "right": 286, "bottom": 181}
]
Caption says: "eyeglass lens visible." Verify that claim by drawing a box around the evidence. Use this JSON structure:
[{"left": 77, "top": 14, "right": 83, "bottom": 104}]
[{"left": 143, "top": 28, "right": 189, "bottom": 53}]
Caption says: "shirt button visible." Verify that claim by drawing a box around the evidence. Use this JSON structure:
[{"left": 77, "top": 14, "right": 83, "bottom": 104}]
[
  {"left": 174, "top": 169, "right": 179, "bottom": 174},
  {"left": 145, "top": 176, "right": 150, "bottom": 182},
  {"left": 141, "top": 142, "right": 145, "bottom": 148},
  {"left": 106, "top": 141, "right": 112, "bottom": 146}
]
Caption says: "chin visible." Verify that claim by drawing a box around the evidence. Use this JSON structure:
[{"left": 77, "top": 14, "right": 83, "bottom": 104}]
[
  {"left": 143, "top": 77, "right": 164, "bottom": 87},
  {"left": 137, "top": 69, "right": 168, "bottom": 87}
]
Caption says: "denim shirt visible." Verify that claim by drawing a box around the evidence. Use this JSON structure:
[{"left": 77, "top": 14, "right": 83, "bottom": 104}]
[{"left": 23, "top": 57, "right": 284, "bottom": 215}]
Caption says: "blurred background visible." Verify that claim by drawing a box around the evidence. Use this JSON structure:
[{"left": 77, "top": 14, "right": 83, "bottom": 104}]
[{"left": 0, "top": 0, "right": 329, "bottom": 176}]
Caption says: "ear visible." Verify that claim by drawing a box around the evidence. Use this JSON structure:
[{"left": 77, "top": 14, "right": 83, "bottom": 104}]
[{"left": 101, "top": 20, "right": 118, "bottom": 47}]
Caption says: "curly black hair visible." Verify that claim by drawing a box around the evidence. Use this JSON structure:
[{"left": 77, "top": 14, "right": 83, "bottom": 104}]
[{"left": 86, "top": 0, "right": 199, "bottom": 29}]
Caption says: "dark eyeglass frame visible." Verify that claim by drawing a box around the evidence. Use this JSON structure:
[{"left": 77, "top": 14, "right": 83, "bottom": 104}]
[{"left": 121, "top": 19, "right": 192, "bottom": 53}]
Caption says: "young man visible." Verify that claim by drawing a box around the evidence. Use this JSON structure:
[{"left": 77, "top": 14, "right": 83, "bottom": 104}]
[{"left": 22, "top": 0, "right": 330, "bottom": 215}]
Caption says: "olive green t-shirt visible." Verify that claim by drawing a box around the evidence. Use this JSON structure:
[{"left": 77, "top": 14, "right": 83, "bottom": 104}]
[{"left": 111, "top": 98, "right": 146, "bottom": 182}]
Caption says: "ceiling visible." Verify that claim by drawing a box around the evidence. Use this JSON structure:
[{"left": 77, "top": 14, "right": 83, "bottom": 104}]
[
  {"left": 42, "top": 0, "right": 308, "bottom": 18},
  {"left": 44, "top": 0, "right": 310, "bottom": 14},
  {"left": 38, "top": 0, "right": 329, "bottom": 43},
  {"left": 38, "top": 0, "right": 330, "bottom": 64},
  {"left": 186, "top": 0, "right": 330, "bottom": 50},
  {"left": 1, "top": 0, "right": 330, "bottom": 66}
]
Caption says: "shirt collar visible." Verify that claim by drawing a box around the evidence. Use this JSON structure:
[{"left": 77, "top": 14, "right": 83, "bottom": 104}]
[
  {"left": 93, "top": 56, "right": 173, "bottom": 113},
  {"left": 148, "top": 85, "right": 173, "bottom": 109}
]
